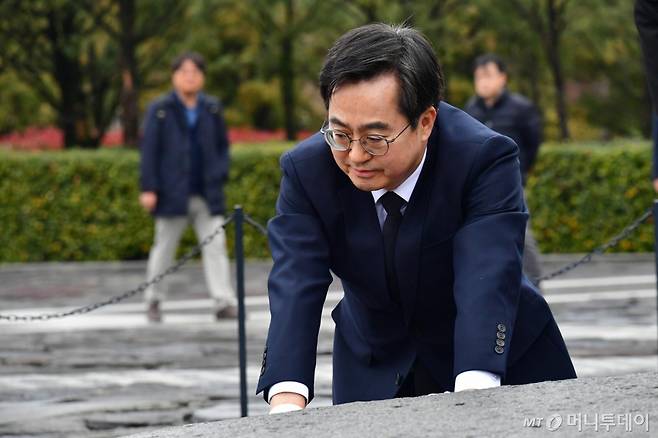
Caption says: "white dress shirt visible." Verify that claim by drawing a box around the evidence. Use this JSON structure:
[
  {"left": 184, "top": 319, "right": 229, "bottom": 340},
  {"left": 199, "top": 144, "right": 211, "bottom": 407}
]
[{"left": 269, "top": 147, "right": 500, "bottom": 411}]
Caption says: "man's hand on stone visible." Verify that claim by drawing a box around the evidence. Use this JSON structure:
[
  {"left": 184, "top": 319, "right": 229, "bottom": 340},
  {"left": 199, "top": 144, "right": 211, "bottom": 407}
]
[{"left": 269, "top": 392, "right": 306, "bottom": 414}]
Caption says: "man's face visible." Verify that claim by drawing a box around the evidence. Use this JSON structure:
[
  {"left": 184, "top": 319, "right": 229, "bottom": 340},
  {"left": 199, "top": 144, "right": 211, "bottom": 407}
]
[
  {"left": 327, "top": 73, "right": 436, "bottom": 192},
  {"left": 474, "top": 62, "right": 507, "bottom": 101},
  {"left": 172, "top": 59, "right": 205, "bottom": 95}
]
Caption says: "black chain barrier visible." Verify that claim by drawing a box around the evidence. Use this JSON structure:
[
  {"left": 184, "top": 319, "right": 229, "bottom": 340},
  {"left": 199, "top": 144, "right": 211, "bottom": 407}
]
[
  {"left": 0, "top": 207, "right": 654, "bottom": 322},
  {"left": 0, "top": 213, "right": 236, "bottom": 322},
  {"left": 243, "top": 214, "right": 268, "bottom": 236},
  {"left": 536, "top": 206, "right": 653, "bottom": 282}
]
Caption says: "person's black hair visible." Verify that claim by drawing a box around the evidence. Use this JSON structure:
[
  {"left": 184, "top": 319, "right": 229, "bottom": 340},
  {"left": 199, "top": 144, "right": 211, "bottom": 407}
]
[
  {"left": 319, "top": 23, "right": 444, "bottom": 128},
  {"left": 473, "top": 53, "right": 507, "bottom": 74},
  {"left": 171, "top": 51, "right": 206, "bottom": 74}
]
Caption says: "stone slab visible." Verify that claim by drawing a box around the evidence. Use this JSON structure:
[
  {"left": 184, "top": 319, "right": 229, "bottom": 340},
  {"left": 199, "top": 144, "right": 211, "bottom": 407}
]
[{"left": 123, "top": 372, "right": 658, "bottom": 438}]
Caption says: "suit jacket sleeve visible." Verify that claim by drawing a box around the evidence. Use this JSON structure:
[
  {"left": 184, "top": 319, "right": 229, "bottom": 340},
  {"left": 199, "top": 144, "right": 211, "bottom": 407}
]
[
  {"left": 256, "top": 152, "right": 333, "bottom": 402},
  {"left": 452, "top": 134, "right": 527, "bottom": 380},
  {"left": 139, "top": 103, "right": 160, "bottom": 192},
  {"left": 636, "top": 0, "right": 658, "bottom": 110}
]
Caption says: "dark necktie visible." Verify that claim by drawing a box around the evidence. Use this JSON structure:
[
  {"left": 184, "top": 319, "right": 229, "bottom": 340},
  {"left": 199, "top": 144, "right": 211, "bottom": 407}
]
[{"left": 381, "top": 191, "right": 406, "bottom": 303}]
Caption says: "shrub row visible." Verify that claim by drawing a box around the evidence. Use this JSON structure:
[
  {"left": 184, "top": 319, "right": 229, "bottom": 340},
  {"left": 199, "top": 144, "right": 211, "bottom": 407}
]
[
  {"left": 0, "top": 146, "right": 285, "bottom": 262},
  {"left": 526, "top": 141, "right": 654, "bottom": 253},
  {"left": 0, "top": 140, "right": 654, "bottom": 262}
]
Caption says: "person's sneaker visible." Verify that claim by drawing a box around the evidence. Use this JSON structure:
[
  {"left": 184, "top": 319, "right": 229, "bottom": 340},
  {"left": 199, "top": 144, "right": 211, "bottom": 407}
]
[
  {"left": 214, "top": 304, "right": 239, "bottom": 320},
  {"left": 147, "top": 301, "right": 162, "bottom": 323}
]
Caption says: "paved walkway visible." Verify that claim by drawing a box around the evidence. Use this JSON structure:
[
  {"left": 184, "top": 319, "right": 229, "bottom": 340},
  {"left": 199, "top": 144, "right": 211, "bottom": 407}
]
[{"left": 0, "top": 255, "right": 656, "bottom": 437}]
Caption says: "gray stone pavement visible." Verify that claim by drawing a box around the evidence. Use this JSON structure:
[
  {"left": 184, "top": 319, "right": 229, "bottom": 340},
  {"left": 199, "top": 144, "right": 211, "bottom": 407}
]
[
  {"left": 124, "top": 372, "right": 658, "bottom": 438},
  {"left": 0, "top": 255, "right": 657, "bottom": 437}
]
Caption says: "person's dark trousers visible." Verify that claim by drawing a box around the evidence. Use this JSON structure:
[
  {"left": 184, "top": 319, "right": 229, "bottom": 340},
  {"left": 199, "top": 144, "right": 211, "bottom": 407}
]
[{"left": 395, "top": 358, "right": 445, "bottom": 397}]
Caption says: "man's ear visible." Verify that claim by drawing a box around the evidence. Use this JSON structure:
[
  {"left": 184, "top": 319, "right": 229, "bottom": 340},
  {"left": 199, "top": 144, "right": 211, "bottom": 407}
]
[{"left": 419, "top": 106, "right": 437, "bottom": 142}]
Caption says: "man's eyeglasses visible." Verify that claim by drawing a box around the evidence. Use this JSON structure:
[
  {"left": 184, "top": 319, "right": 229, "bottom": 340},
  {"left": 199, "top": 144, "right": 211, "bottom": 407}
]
[{"left": 320, "top": 122, "right": 410, "bottom": 156}]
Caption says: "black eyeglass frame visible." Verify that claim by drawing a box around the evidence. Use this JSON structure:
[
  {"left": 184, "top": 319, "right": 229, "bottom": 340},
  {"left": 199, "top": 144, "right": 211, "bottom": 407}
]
[{"left": 320, "top": 122, "right": 411, "bottom": 156}]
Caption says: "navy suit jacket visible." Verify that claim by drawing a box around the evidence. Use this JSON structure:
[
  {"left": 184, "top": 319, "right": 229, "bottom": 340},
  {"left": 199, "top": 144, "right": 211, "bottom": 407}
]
[{"left": 257, "top": 102, "right": 558, "bottom": 404}]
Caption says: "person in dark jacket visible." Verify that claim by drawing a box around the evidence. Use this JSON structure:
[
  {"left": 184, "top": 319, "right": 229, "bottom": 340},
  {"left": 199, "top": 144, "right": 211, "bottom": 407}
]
[
  {"left": 465, "top": 54, "right": 543, "bottom": 288},
  {"left": 261, "top": 24, "right": 574, "bottom": 415},
  {"left": 139, "top": 52, "right": 236, "bottom": 322},
  {"left": 635, "top": 0, "right": 658, "bottom": 192}
]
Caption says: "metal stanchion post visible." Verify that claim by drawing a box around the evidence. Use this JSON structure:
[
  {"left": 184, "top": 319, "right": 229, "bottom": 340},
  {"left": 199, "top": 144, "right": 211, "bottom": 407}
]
[
  {"left": 234, "top": 206, "right": 248, "bottom": 417},
  {"left": 654, "top": 200, "right": 658, "bottom": 367}
]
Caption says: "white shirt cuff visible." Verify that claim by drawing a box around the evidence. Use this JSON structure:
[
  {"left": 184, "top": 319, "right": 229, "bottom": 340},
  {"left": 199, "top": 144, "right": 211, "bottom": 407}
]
[
  {"left": 268, "top": 381, "right": 309, "bottom": 404},
  {"left": 269, "top": 403, "right": 304, "bottom": 414},
  {"left": 454, "top": 370, "right": 501, "bottom": 392}
]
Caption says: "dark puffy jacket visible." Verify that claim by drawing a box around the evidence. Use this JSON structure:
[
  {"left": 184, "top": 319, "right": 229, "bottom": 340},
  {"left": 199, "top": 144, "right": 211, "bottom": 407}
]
[
  {"left": 465, "top": 91, "right": 541, "bottom": 184},
  {"left": 140, "top": 92, "right": 230, "bottom": 216}
]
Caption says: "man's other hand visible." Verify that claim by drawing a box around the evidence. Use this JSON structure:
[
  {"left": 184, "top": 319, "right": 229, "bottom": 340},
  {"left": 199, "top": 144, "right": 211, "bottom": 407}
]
[
  {"left": 269, "top": 392, "right": 306, "bottom": 414},
  {"left": 139, "top": 191, "right": 157, "bottom": 212},
  {"left": 653, "top": 179, "right": 658, "bottom": 193}
]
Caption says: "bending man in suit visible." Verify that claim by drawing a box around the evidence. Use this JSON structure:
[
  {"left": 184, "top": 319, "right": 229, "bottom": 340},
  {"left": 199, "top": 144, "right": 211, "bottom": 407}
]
[{"left": 258, "top": 24, "right": 576, "bottom": 414}]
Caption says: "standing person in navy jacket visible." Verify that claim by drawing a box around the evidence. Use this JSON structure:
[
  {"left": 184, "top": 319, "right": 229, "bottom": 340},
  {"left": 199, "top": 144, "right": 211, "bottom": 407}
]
[
  {"left": 258, "top": 24, "right": 576, "bottom": 415},
  {"left": 139, "top": 52, "right": 236, "bottom": 323}
]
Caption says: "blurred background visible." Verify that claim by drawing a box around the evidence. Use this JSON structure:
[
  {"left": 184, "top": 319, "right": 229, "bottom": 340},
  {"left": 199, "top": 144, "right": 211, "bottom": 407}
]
[
  {"left": 0, "top": 0, "right": 655, "bottom": 263},
  {"left": 1, "top": 2, "right": 657, "bottom": 436},
  {"left": 0, "top": 0, "right": 650, "bottom": 148}
]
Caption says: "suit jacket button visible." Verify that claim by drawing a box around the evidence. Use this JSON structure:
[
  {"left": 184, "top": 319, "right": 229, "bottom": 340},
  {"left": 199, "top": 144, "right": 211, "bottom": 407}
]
[
  {"left": 497, "top": 332, "right": 506, "bottom": 340},
  {"left": 495, "top": 346, "right": 504, "bottom": 354},
  {"left": 395, "top": 373, "right": 403, "bottom": 386},
  {"left": 496, "top": 339, "right": 505, "bottom": 347},
  {"left": 497, "top": 324, "right": 507, "bottom": 333}
]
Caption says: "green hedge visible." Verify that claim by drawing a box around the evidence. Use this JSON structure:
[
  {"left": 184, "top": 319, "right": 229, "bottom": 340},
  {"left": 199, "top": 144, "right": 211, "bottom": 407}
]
[
  {"left": 526, "top": 141, "right": 655, "bottom": 253},
  {"left": 0, "top": 140, "right": 655, "bottom": 262},
  {"left": 0, "top": 145, "right": 287, "bottom": 262}
]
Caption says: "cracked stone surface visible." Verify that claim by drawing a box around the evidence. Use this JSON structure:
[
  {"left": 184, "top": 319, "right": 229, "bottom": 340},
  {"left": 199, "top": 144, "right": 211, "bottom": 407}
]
[{"left": 123, "top": 372, "right": 658, "bottom": 438}]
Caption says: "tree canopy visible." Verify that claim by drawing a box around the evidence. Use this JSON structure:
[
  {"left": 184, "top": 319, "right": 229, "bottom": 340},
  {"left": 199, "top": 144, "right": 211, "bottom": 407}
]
[{"left": 0, "top": 0, "right": 650, "bottom": 147}]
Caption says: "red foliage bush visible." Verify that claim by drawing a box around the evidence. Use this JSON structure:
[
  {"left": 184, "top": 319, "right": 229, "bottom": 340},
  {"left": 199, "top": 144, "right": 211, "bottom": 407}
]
[{"left": 0, "top": 126, "right": 313, "bottom": 150}]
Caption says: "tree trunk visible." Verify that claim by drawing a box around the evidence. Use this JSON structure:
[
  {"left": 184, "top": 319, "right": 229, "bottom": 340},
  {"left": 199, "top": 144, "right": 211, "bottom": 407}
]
[
  {"left": 281, "top": 0, "right": 297, "bottom": 140},
  {"left": 546, "top": 0, "right": 570, "bottom": 140},
  {"left": 119, "top": 0, "right": 139, "bottom": 147},
  {"left": 48, "top": 8, "right": 88, "bottom": 148},
  {"left": 520, "top": 52, "right": 542, "bottom": 110}
]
